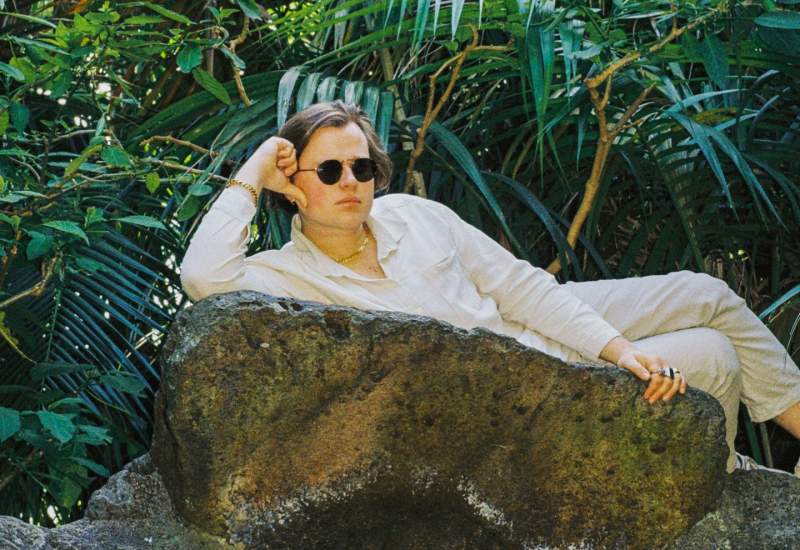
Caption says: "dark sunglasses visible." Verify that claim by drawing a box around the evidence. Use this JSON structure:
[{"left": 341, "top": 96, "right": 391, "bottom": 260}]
[{"left": 294, "top": 157, "right": 377, "bottom": 185}]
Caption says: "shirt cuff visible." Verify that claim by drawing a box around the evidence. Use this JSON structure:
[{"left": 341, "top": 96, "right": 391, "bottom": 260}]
[{"left": 582, "top": 324, "right": 623, "bottom": 363}]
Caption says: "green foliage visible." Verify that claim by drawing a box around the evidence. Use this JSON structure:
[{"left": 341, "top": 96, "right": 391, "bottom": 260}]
[{"left": 2, "top": 0, "right": 799, "bottom": 524}]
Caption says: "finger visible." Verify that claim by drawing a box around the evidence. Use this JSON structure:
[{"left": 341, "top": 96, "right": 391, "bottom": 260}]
[
  {"left": 649, "top": 376, "right": 674, "bottom": 403},
  {"left": 661, "top": 377, "right": 682, "bottom": 401},
  {"left": 620, "top": 357, "right": 651, "bottom": 381},
  {"left": 680, "top": 375, "right": 688, "bottom": 394},
  {"left": 643, "top": 375, "right": 661, "bottom": 400}
]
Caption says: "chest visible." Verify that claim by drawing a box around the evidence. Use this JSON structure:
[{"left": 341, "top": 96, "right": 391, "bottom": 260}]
[{"left": 343, "top": 240, "right": 386, "bottom": 279}]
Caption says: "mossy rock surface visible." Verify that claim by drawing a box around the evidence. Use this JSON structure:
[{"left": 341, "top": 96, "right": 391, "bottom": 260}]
[{"left": 151, "top": 291, "right": 729, "bottom": 549}]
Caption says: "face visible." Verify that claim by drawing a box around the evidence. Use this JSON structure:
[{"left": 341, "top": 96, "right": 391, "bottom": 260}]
[{"left": 292, "top": 121, "right": 375, "bottom": 233}]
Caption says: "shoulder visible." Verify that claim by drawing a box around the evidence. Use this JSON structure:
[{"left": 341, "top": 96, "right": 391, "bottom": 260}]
[
  {"left": 373, "top": 193, "right": 460, "bottom": 226},
  {"left": 246, "top": 242, "right": 298, "bottom": 268}
]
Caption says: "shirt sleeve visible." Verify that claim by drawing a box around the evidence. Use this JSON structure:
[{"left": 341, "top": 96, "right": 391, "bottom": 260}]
[
  {"left": 425, "top": 199, "right": 621, "bottom": 360},
  {"left": 179, "top": 186, "right": 292, "bottom": 302}
]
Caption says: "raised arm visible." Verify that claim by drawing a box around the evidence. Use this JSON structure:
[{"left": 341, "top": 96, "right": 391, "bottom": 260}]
[{"left": 179, "top": 137, "right": 308, "bottom": 302}]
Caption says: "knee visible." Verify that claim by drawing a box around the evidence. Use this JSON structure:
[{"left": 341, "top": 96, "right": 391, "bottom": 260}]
[
  {"left": 674, "top": 271, "right": 743, "bottom": 317},
  {"left": 695, "top": 327, "right": 742, "bottom": 389}
]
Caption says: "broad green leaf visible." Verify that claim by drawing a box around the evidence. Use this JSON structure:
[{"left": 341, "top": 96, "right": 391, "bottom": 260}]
[
  {"left": 177, "top": 195, "right": 201, "bottom": 221},
  {"left": 0, "top": 213, "right": 20, "bottom": 229},
  {"left": 754, "top": 10, "right": 800, "bottom": 29},
  {"left": 98, "top": 372, "right": 146, "bottom": 396},
  {"left": 362, "top": 85, "right": 380, "bottom": 122},
  {"left": 124, "top": 15, "right": 165, "bottom": 24},
  {"left": 142, "top": 2, "right": 192, "bottom": 25},
  {"left": 700, "top": 35, "right": 729, "bottom": 88},
  {"left": 192, "top": 68, "right": 232, "bottom": 105},
  {"left": 342, "top": 80, "right": 364, "bottom": 105},
  {"left": 413, "top": 0, "right": 431, "bottom": 48},
  {"left": 177, "top": 44, "right": 203, "bottom": 72},
  {"left": 237, "top": 0, "right": 263, "bottom": 20},
  {"left": 277, "top": 66, "right": 304, "bottom": 127},
  {"left": 10, "top": 101, "right": 29, "bottom": 133},
  {"left": 0, "top": 110, "right": 8, "bottom": 134},
  {"left": 50, "top": 70, "right": 72, "bottom": 98},
  {"left": 112, "top": 215, "right": 167, "bottom": 230},
  {"left": 295, "top": 72, "right": 322, "bottom": 112},
  {"left": 30, "top": 362, "right": 96, "bottom": 382},
  {"left": 219, "top": 47, "right": 246, "bottom": 70},
  {"left": 76, "top": 424, "right": 111, "bottom": 445},
  {"left": 187, "top": 183, "right": 213, "bottom": 196},
  {"left": 42, "top": 220, "right": 90, "bottom": 245},
  {"left": 0, "top": 61, "right": 25, "bottom": 82},
  {"left": 376, "top": 91, "right": 394, "bottom": 150},
  {"left": 71, "top": 456, "right": 110, "bottom": 476},
  {"left": 74, "top": 255, "right": 109, "bottom": 273},
  {"left": 451, "top": 0, "right": 465, "bottom": 39},
  {"left": 0, "top": 407, "right": 21, "bottom": 442},
  {"left": 101, "top": 146, "right": 132, "bottom": 167},
  {"left": 316, "top": 76, "right": 338, "bottom": 103},
  {"left": 145, "top": 172, "right": 161, "bottom": 194},
  {"left": 36, "top": 410, "right": 76, "bottom": 443},
  {"left": 26, "top": 231, "right": 53, "bottom": 260},
  {"left": 9, "top": 56, "right": 35, "bottom": 83},
  {"left": 84, "top": 206, "right": 106, "bottom": 226}
]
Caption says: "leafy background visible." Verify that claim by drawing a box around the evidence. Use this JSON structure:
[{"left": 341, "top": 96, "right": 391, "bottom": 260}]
[{"left": 1, "top": 0, "right": 799, "bottom": 525}]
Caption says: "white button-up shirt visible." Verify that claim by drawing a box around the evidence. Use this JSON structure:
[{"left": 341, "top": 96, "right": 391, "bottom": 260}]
[{"left": 180, "top": 187, "right": 622, "bottom": 362}]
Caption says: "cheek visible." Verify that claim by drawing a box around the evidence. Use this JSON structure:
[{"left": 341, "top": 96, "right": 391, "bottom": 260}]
[{"left": 297, "top": 181, "right": 330, "bottom": 211}]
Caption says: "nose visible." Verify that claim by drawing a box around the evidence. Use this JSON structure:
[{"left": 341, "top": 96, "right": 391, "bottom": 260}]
[{"left": 338, "top": 163, "right": 358, "bottom": 188}]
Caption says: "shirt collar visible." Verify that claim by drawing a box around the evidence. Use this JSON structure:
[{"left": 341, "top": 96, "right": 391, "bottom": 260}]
[{"left": 289, "top": 208, "right": 406, "bottom": 278}]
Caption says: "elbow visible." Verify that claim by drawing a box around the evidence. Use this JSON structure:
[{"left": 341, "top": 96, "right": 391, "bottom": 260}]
[
  {"left": 179, "top": 256, "right": 216, "bottom": 302},
  {"left": 179, "top": 269, "right": 205, "bottom": 303}
]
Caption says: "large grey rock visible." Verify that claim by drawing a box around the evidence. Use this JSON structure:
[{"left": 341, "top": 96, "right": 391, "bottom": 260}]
[{"left": 150, "top": 291, "right": 730, "bottom": 549}]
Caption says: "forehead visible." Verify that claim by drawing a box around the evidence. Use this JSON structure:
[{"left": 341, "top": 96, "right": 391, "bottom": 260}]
[{"left": 302, "top": 122, "right": 369, "bottom": 161}]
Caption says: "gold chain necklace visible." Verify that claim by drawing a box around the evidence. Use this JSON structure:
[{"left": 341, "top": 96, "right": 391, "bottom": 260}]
[{"left": 334, "top": 225, "right": 371, "bottom": 264}]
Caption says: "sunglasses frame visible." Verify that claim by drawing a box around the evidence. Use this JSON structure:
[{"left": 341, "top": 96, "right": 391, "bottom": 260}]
[{"left": 294, "top": 157, "right": 377, "bottom": 185}]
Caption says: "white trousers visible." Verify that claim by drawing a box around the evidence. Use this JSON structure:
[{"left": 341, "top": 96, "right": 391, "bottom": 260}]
[{"left": 554, "top": 270, "right": 800, "bottom": 473}]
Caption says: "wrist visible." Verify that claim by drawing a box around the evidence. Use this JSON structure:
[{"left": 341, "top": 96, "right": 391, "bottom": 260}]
[
  {"left": 599, "top": 336, "right": 635, "bottom": 366},
  {"left": 233, "top": 165, "right": 263, "bottom": 193}
]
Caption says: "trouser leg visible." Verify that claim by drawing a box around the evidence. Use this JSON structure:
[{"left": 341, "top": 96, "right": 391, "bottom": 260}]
[{"left": 560, "top": 270, "right": 800, "bottom": 424}]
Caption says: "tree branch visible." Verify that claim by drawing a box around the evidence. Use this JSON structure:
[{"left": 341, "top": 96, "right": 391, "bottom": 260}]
[{"left": 547, "top": 5, "right": 726, "bottom": 274}]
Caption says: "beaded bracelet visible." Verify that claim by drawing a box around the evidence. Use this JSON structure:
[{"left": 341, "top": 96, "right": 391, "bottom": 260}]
[{"left": 226, "top": 178, "right": 259, "bottom": 203}]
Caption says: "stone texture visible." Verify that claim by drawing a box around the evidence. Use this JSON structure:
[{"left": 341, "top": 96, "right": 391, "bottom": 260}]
[
  {"left": 0, "top": 453, "right": 234, "bottom": 550},
  {"left": 151, "top": 291, "right": 730, "bottom": 549},
  {"left": 671, "top": 470, "right": 800, "bottom": 549}
]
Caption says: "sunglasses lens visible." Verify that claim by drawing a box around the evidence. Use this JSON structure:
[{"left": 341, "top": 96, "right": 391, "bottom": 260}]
[
  {"left": 317, "top": 160, "right": 342, "bottom": 185},
  {"left": 352, "top": 158, "right": 376, "bottom": 182},
  {"left": 315, "top": 158, "right": 376, "bottom": 184}
]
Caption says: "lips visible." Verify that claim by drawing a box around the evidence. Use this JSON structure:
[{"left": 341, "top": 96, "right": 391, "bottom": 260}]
[{"left": 336, "top": 197, "right": 361, "bottom": 204}]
